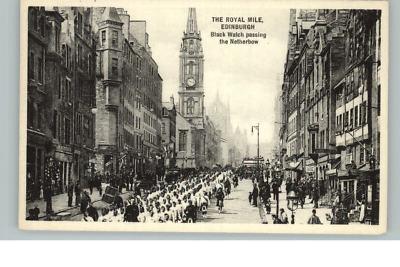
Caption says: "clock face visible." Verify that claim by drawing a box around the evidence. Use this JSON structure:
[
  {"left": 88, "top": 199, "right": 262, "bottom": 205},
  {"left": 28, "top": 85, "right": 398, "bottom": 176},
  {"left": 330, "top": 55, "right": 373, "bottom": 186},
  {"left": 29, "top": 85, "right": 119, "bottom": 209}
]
[{"left": 186, "top": 78, "right": 196, "bottom": 87}]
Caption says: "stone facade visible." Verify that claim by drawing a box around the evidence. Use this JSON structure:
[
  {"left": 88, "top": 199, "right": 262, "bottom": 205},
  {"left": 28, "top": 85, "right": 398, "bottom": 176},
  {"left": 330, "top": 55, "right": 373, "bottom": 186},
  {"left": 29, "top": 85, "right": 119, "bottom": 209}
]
[
  {"left": 27, "top": 7, "right": 97, "bottom": 199},
  {"left": 278, "top": 9, "right": 381, "bottom": 224},
  {"left": 176, "top": 8, "right": 206, "bottom": 168},
  {"left": 162, "top": 97, "right": 177, "bottom": 169},
  {"left": 92, "top": 7, "right": 163, "bottom": 183}
]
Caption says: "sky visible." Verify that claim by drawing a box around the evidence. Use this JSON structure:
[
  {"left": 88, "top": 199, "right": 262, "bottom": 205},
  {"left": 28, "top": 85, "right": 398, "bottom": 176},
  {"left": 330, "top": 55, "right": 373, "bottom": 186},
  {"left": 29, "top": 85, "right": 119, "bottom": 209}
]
[{"left": 125, "top": 5, "right": 290, "bottom": 145}]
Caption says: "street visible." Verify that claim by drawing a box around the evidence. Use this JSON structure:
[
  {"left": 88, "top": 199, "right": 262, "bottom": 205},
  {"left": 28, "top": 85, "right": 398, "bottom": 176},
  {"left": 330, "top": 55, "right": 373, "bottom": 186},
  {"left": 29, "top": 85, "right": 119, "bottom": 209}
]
[
  {"left": 27, "top": 179, "right": 334, "bottom": 224},
  {"left": 198, "top": 179, "right": 261, "bottom": 224},
  {"left": 25, "top": 184, "right": 131, "bottom": 220}
]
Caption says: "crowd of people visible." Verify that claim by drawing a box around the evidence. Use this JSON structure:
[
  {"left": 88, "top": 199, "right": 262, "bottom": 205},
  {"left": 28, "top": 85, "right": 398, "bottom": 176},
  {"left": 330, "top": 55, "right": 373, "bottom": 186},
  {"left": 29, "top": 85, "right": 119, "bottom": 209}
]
[
  {"left": 27, "top": 164, "right": 353, "bottom": 225},
  {"left": 81, "top": 170, "right": 239, "bottom": 223}
]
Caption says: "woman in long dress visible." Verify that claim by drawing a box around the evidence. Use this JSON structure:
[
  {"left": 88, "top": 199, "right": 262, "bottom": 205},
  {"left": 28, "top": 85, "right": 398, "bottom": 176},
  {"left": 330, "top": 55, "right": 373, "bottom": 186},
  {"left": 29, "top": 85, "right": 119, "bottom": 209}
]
[{"left": 358, "top": 200, "right": 366, "bottom": 223}]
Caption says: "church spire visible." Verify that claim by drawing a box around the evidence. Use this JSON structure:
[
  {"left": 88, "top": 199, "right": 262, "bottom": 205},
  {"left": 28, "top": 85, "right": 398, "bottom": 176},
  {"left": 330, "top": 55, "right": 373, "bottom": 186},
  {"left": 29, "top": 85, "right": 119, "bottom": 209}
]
[{"left": 186, "top": 8, "right": 198, "bottom": 34}]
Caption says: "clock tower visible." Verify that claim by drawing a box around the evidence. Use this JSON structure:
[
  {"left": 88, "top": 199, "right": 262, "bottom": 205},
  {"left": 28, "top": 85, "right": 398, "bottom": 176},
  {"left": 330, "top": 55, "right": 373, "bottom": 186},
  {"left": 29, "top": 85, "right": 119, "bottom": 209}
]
[{"left": 178, "top": 8, "right": 205, "bottom": 129}]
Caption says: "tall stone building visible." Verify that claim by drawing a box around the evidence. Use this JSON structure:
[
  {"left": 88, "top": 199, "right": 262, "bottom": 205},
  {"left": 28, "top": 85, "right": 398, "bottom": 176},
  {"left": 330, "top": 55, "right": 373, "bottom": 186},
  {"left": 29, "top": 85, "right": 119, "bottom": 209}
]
[
  {"left": 176, "top": 8, "right": 206, "bottom": 168},
  {"left": 93, "top": 7, "right": 163, "bottom": 183},
  {"left": 278, "top": 9, "right": 381, "bottom": 224},
  {"left": 27, "top": 7, "right": 54, "bottom": 200},
  {"left": 27, "top": 7, "right": 97, "bottom": 199}
]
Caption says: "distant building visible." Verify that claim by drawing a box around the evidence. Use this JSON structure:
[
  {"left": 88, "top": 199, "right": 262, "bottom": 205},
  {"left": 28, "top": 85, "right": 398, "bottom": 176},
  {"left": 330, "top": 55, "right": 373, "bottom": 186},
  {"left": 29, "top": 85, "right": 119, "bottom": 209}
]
[
  {"left": 207, "top": 91, "right": 232, "bottom": 165},
  {"left": 162, "top": 97, "right": 177, "bottom": 169},
  {"left": 204, "top": 116, "right": 222, "bottom": 167},
  {"left": 208, "top": 91, "right": 249, "bottom": 166},
  {"left": 175, "top": 112, "right": 196, "bottom": 169}
]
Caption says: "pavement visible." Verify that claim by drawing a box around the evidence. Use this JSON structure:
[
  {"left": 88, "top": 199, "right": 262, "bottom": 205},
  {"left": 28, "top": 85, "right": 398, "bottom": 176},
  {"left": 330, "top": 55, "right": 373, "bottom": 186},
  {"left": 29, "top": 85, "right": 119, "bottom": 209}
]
[
  {"left": 262, "top": 188, "right": 332, "bottom": 225},
  {"left": 198, "top": 179, "right": 262, "bottom": 224},
  {"left": 26, "top": 183, "right": 132, "bottom": 220}
]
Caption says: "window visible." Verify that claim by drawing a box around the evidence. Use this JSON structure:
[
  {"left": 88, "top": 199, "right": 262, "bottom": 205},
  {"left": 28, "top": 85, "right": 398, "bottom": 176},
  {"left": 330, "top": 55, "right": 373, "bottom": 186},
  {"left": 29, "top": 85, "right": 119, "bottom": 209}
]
[
  {"left": 38, "top": 57, "right": 43, "bottom": 83},
  {"left": 88, "top": 55, "right": 92, "bottom": 76},
  {"left": 31, "top": 8, "right": 38, "bottom": 30},
  {"left": 354, "top": 105, "right": 359, "bottom": 127},
  {"left": 350, "top": 108, "right": 354, "bottom": 129},
  {"left": 112, "top": 30, "right": 118, "bottom": 48},
  {"left": 65, "top": 118, "right": 71, "bottom": 145},
  {"left": 27, "top": 100, "right": 34, "bottom": 128},
  {"left": 58, "top": 75, "right": 62, "bottom": 99},
  {"left": 37, "top": 104, "right": 42, "bottom": 130},
  {"left": 101, "top": 30, "right": 106, "bottom": 46},
  {"left": 28, "top": 52, "right": 35, "bottom": 80},
  {"left": 112, "top": 58, "right": 118, "bottom": 77},
  {"left": 39, "top": 16, "right": 45, "bottom": 37},
  {"left": 53, "top": 110, "right": 57, "bottom": 138},
  {"left": 77, "top": 44, "right": 82, "bottom": 67},
  {"left": 55, "top": 28, "right": 60, "bottom": 53},
  {"left": 186, "top": 97, "right": 195, "bottom": 115},
  {"left": 179, "top": 130, "right": 187, "bottom": 151},
  {"left": 360, "top": 101, "right": 367, "bottom": 125},
  {"left": 360, "top": 145, "right": 365, "bottom": 165},
  {"left": 188, "top": 61, "right": 194, "bottom": 75},
  {"left": 65, "top": 79, "right": 71, "bottom": 102},
  {"left": 77, "top": 12, "right": 83, "bottom": 35}
]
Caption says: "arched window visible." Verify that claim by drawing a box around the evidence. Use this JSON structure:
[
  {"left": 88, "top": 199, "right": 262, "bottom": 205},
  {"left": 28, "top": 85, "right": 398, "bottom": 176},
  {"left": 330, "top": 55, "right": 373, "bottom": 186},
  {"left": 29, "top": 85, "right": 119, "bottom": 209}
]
[
  {"left": 188, "top": 61, "right": 194, "bottom": 75},
  {"left": 187, "top": 97, "right": 195, "bottom": 115}
]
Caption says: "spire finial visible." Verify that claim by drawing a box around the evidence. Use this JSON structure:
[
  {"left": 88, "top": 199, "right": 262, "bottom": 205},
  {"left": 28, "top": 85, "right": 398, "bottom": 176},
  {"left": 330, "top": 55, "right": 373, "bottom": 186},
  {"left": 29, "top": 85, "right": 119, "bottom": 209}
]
[{"left": 186, "top": 8, "right": 198, "bottom": 34}]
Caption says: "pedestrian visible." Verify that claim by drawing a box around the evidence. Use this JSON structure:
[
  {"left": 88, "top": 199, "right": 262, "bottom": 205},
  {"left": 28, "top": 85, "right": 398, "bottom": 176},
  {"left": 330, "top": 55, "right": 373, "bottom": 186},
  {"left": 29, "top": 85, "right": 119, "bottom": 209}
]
[
  {"left": 248, "top": 191, "right": 253, "bottom": 205},
  {"left": 252, "top": 183, "right": 259, "bottom": 207},
  {"left": 297, "top": 186, "right": 304, "bottom": 209},
  {"left": 88, "top": 176, "right": 93, "bottom": 195},
  {"left": 279, "top": 208, "right": 289, "bottom": 224},
  {"left": 80, "top": 191, "right": 91, "bottom": 214},
  {"left": 67, "top": 183, "right": 74, "bottom": 207},
  {"left": 272, "top": 214, "right": 281, "bottom": 224},
  {"left": 74, "top": 181, "right": 81, "bottom": 206},
  {"left": 124, "top": 199, "right": 140, "bottom": 222},
  {"left": 307, "top": 209, "right": 322, "bottom": 224},
  {"left": 358, "top": 199, "right": 366, "bottom": 223},
  {"left": 87, "top": 203, "right": 99, "bottom": 222},
  {"left": 26, "top": 209, "right": 36, "bottom": 221},
  {"left": 312, "top": 187, "right": 319, "bottom": 208},
  {"left": 273, "top": 182, "right": 279, "bottom": 201},
  {"left": 97, "top": 175, "right": 103, "bottom": 196},
  {"left": 185, "top": 200, "right": 197, "bottom": 223},
  {"left": 32, "top": 204, "right": 40, "bottom": 220},
  {"left": 43, "top": 184, "right": 53, "bottom": 215}
]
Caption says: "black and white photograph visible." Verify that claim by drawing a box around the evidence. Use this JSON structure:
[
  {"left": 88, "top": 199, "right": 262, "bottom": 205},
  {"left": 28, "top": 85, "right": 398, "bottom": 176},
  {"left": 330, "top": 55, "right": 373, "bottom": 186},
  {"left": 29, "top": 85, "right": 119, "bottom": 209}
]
[{"left": 19, "top": 0, "right": 388, "bottom": 234}]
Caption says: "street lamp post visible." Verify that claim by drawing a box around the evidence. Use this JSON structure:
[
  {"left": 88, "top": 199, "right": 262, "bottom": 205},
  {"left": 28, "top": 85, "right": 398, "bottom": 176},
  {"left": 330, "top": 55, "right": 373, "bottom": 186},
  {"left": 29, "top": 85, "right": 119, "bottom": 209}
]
[
  {"left": 251, "top": 123, "right": 260, "bottom": 183},
  {"left": 287, "top": 190, "right": 299, "bottom": 224}
]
